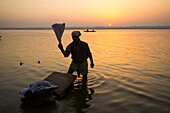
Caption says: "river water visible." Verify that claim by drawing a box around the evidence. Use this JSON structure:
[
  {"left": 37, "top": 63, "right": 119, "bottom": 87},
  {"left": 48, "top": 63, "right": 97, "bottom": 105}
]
[{"left": 0, "top": 29, "right": 169, "bottom": 113}]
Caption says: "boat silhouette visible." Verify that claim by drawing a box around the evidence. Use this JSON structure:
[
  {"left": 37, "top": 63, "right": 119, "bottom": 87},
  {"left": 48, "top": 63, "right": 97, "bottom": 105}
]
[{"left": 84, "top": 29, "right": 96, "bottom": 32}]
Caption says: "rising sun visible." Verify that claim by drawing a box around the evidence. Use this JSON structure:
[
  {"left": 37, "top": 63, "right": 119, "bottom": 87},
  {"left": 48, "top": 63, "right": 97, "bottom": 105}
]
[{"left": 109, "top": 23, "right": 111, "bottom": 26}]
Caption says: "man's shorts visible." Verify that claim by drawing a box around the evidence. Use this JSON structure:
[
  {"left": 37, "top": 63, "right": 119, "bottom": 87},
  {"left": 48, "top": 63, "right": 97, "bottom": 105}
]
[{"left": 69, "top": 60, "right": 88, "bottom": 76}]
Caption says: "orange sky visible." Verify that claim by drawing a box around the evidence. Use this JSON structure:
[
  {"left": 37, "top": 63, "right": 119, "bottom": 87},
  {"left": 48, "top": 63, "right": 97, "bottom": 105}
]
[{"left": 0, "top": 0, "right": 170, "bottom": 27}]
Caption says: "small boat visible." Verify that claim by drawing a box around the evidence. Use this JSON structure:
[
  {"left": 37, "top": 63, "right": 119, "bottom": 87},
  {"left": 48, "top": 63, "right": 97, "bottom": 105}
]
[{"left": 84, "top": 29, "right": 96, "bottom": 32}]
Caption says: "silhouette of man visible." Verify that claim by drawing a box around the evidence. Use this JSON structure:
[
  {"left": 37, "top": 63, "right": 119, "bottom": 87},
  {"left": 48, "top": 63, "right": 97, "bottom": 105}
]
[{"left": 58, "top": 31, "right": 94, "bottom": 80}]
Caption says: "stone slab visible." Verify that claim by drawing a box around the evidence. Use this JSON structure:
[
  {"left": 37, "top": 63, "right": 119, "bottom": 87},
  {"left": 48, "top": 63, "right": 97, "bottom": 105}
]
[{"left": 44, "top": 72, "right": 77, "bottom": 98}]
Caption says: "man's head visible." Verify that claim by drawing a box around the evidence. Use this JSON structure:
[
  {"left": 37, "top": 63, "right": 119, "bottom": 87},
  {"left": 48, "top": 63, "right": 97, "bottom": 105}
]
[{"left": 71, "top": 31, "right": 81, "bottom": 43}]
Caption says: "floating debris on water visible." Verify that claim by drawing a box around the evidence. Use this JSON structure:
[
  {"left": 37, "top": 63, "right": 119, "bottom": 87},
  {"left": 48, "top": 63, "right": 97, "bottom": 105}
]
[{"left": 20, "top": 62, "right": 24, "bottom": 66}]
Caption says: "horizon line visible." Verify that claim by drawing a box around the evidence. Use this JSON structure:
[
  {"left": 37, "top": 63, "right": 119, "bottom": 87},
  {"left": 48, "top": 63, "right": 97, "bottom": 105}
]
[{"left": 0, "top": 25, "right": 170, "bottom": 30}]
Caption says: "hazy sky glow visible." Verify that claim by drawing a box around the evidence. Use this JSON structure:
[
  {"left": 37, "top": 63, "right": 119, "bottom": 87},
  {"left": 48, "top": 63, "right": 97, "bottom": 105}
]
[{"left": 0, "top": 0, "right": 170, "bottom": 27}]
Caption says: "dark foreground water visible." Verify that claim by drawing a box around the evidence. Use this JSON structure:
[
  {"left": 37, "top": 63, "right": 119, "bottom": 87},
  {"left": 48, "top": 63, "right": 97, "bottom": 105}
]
[{"left": 0, "top": 29, "right": 170, "bottom": 113}]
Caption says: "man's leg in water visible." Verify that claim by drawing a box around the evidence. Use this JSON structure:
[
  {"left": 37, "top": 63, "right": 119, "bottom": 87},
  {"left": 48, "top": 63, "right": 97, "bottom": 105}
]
[
  {"left": 82, "top": 74, "right": 87, "bottom": 83},
  {"left": 67, "top": 68, "right": 75, "bottom": 88},
  {"left": 82, "top": 61, "right": 88, "bottom": 82}
]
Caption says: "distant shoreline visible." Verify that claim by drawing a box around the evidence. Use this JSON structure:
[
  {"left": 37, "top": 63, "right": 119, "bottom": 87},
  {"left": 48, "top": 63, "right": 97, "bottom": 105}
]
[{"left": 0, "top": 26, "right": 170, "bottom": 30}]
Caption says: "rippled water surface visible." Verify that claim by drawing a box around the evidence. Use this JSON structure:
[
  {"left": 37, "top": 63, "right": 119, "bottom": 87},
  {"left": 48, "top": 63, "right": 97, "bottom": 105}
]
[{"left": 0, "top": 29, "right": 170, "bottom": 113}]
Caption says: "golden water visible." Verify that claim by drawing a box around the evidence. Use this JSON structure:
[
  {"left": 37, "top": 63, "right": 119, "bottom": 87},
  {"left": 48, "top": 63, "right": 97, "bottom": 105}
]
[{"left": 0, "top": 29, "right": 170, "bottom": 113}]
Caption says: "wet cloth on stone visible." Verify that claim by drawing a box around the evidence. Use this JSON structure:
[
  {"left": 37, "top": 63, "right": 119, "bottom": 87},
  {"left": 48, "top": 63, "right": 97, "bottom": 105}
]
[
  {"left": 69, "top": 60, "right": 88, "bottom": 76},
  {"left": 20, "top": 80, "right": 55, "bottom": 95}
]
